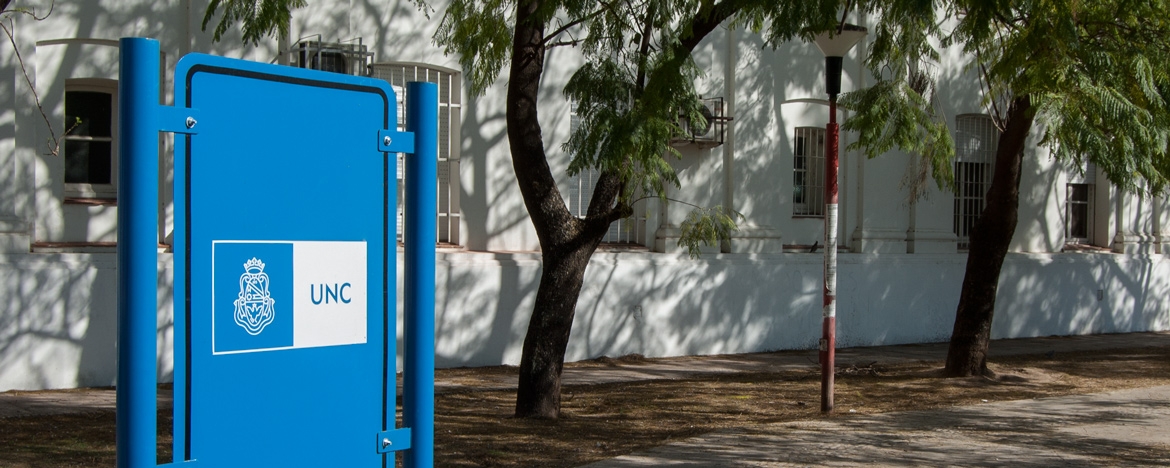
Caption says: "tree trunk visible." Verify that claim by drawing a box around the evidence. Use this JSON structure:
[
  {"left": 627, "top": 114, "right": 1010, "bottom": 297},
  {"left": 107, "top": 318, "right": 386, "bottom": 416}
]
[
  {"left": 506, "top": 0, "right": 615, "bottom": 418},
  {"left": 504, "top": 0, "right": 742, "bottom": 418},
  {"left": 514, "top": 242, "right": 601, "bottom": 417},
  {"left": 944, "top": 96, "right": 1035, "bottom": 377}
]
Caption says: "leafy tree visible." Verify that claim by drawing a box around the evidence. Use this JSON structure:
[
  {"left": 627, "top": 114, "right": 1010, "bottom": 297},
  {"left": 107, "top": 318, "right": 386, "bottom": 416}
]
[
  {"left": 431, "top": 0, "right": 842, "bottom": 418},
  {"left": 203, "top": 0, "right": 843, "bottom": 418},
  {"left": 845, "top": 0, "right": 1170, "bottom": 376}
]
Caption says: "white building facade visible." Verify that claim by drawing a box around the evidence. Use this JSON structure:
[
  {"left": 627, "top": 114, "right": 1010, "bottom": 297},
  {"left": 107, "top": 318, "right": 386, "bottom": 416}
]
[{"left": 2, "top": 0, "right": 1167, "bottom": 391}]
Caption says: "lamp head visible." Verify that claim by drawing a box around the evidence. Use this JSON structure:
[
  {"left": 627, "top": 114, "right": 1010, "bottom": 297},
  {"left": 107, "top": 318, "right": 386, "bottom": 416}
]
[
  {"left": 812, "top": 23, "right": 868, "bottom": 58},
  {"left": 813, "top": 23, "right": 867, "bottom": 99}
]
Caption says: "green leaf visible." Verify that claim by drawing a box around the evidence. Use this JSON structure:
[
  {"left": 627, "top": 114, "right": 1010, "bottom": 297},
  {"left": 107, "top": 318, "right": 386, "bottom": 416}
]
[
  {"left": 202, "top": 0, "right": 307, "bottom": 46},
  {"left": 678, "top": 205, "right": 743, "bottom": 258}
]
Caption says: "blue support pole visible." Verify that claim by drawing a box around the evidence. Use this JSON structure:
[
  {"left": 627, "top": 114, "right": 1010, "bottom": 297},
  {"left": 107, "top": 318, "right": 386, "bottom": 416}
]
[
  {"left": 116, "top": 37, "right": 160, "bottom": 468},
  {"left": 403, "top": 82, "right": 437, "bottom": 468}
]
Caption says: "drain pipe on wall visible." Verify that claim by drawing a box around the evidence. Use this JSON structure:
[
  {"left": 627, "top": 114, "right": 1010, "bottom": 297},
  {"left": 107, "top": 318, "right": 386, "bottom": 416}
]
[{"left": 722, "top": 25, "right": 736, "bottom": 252}]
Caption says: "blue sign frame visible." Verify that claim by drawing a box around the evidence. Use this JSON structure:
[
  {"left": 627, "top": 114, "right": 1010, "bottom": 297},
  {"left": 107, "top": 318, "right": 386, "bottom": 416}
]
[{"left": 115, "top": 38, "right": 436, "bottom": 468}]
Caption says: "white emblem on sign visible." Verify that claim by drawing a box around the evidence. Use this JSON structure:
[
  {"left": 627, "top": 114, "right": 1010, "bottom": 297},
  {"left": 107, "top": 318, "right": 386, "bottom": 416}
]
[{"left": 234, "top": 257, "right": 276, "bottom": 335}]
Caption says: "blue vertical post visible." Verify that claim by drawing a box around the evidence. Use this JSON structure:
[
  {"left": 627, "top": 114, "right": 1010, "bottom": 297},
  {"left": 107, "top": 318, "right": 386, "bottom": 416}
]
[
  {"left": 403, "top": 82, "right": 437, "bottom": 467},
  {"left": 116, "top": 37, "right": 160, "bottom": 468}
]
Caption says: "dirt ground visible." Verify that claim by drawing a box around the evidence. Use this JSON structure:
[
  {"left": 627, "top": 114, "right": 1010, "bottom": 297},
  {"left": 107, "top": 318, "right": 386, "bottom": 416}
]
[{"left": 1, "top": 346, "right": 1168, "bottom": 468}]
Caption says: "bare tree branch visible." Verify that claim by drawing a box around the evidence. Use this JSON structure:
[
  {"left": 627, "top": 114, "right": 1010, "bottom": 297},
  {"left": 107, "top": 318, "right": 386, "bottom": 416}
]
[
  {"left": 3, "top": 2, "right": 68, "bottom": 156},
  {"left": 541, "top": 5, "right": 607, "bottom": 45}
]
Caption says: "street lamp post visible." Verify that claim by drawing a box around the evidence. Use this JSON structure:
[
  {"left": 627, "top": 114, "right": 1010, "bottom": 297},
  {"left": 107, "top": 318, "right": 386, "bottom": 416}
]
[{"left": 812, "top": 24, "right": 866, "bottom": 414}]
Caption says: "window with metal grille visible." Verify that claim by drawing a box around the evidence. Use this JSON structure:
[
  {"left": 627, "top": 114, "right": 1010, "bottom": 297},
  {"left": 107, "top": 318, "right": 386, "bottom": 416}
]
[
  {"left": 565, "top": 100, "right": 636, "bottom": 243},
  {"left": 793, "top": 127, "right": 826, "bottom": 217},
  {"left": 290, "top": 40, "right": 372, "bottom": 76},
  {"left": 953, "top": 114, "right": 998, "bottom": 249},
  {"left": 1066, "top": 161, "right": 1096, "bottom": 245},
  {"left": 63, "top": 80, "right": 118, "bottom": 198},
  {"left": 369, "top": 63, "right": 462, "bottom": 245}
]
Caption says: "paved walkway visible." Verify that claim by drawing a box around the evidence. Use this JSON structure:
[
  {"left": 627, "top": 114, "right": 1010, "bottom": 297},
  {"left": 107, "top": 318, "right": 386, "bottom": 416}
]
[
  {"left": 2, "top": 332, "right": 1169, "bottom": 466},
  {"left": 582, "top": 385, "right": 1170, "bottom": 467}
]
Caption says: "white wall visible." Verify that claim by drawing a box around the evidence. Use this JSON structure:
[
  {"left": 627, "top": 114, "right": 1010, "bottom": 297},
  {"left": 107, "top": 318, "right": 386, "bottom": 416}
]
[
  {"left": 2, "top": 250, "right": 1166, "bottom": 391},
  {"left": 0, "top": 253, "right": 173, "bottom": 390}
]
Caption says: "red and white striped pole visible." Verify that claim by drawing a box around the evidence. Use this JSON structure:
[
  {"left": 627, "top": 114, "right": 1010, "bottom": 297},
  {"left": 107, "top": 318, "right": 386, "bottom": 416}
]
[
  {"left": 822, "top": 94, "right": 839, "bottom": 413},
  {"left": 813, "top": 24, "right": 865, "bottom": 413}
]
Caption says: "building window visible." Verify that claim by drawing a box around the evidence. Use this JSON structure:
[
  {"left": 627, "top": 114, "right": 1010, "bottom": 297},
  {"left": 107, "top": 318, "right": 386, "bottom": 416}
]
[
  {"left": 369, "top": 63, "right": 462, "bottom": 245},
  {"left": 1066, "top": 184, "right": 1093, "bottom": 243},
  {"left": 1066, "top": 161, "right": 1096, "bottom": 245},
  {"left": 953, "top": 114, "right": 997, "bottom": 249},
  {"left": 793, "top": 127, "right": 826, "bottom": 217},
  {"left": 63, "top": 81, "right": 117, "bottom": 198},
  {"left": 564, "top": 167, "right": 638, "bottom": 243},
  {"left": 564, "top": 100, "right": 636, "bottom": 243}
]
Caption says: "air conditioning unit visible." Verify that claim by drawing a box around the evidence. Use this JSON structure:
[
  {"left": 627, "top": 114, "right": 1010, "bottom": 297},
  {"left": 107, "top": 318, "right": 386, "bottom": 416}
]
[
  {"left": 289, "top": 39, "right": 373, "bottom": 76},
  {"left": 672, "top": 97, "right": 730, "bottom": 149}
]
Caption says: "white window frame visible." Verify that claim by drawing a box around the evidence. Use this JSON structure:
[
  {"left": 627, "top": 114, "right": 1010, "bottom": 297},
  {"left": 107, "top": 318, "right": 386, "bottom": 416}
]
[
  {"left": 564, "top": 100, "right": 637, "bottom": 244},
  {"left": 953, "top": 114, "right": 998, "bottom": 250},
  {"left": 62, "top": 78, "right": 118, "bottom": 200},
  {"left": 793, "top": 126, "right": 826, "bottom": 217},
  {"left": 1065, "top": 161, "right": 1097, "bottom": 245},
  {"left": 369, "top": 63, "right": 462, "bottom": 245}
]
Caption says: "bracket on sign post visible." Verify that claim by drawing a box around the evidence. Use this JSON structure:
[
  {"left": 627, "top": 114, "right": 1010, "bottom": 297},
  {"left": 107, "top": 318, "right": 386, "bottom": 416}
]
[
  {"left": 118, "top": 36, "right": 439, "bottom": 468},
  {"left": 379, "top": 129, "right": 415, "bottom": 154},
  {"left": 158, "top": 106, "right": 201, "bottom": 135},
  {"left": 376, "top": 428, "right": 413, "bottom": 453}
]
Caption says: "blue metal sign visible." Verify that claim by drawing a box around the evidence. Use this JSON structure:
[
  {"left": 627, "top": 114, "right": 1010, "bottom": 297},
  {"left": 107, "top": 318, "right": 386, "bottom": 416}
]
[
  {"left": 116, "top": 38, "right": 436, "bottom": 468},
  {"left": 174, "top": 54, "right": 395, "bottom": 468}
]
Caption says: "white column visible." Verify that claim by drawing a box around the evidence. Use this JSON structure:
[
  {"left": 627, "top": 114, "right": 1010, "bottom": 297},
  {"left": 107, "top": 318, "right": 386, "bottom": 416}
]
[
  {"left": 0, "top": 21, "right": 32, "bottom": 252},
  {"left": 722, "top": 26, "right": 736, "bottom": 254},
  {"left": 1112, "top": 187, "right": 1159, "bottom": 254},
  {"left": 1155, "top": 195, "right": 1170, "bottom": 254},
  {"left": 906, "top": 169, "right": 958, "bottom": 253}
]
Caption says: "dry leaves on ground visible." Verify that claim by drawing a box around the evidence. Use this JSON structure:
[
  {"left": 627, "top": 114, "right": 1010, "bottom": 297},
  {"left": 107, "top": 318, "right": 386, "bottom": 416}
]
[{"left": 1, "top": 347, "right": 1167, "bottom": 467}]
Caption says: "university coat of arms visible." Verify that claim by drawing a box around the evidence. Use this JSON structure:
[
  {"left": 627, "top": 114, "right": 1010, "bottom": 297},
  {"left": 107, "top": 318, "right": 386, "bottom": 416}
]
[{"left": 234, "top": 257, "right": 276, "bottom": 335}]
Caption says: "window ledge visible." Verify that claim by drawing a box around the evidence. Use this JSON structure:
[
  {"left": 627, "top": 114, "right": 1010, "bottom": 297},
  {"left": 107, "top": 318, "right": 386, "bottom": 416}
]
[
  {"left": 1062, "top": 243, "right": 1113, "bottom": 253},
  {"left": 783, "top": 244, "right": 818, "bottom": 253},
  {"left": 33, "top": 242, "right": 116, "bottom": 253},
  {"left": 396, "top": 242, "right": 466, "bottom": 251},
  {"left": 64, "top": 197, "right": 117, "bottom": 206},
  {"left": 782, "top": 243, "right": 850, "bottom": 253},
  {"left": 595, "top": 243, "right": 649, "bottom": 252},
  {"left": 31, "top": 242, "right": 171, "bottom": 253}
]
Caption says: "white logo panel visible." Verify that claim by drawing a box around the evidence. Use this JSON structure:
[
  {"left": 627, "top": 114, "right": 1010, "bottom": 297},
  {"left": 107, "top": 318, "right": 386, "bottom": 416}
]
[{"left": 292, "top": 241, "right": 368, "bottom": 348}]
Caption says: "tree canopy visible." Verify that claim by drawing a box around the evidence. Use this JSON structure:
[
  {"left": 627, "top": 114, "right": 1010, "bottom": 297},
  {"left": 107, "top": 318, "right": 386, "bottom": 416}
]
[
  {"left": 845, "top": 0, "right": 1170, "bottom": 195},
  {"left": 203, "top": 0, "right": 306, "bottom": 45},
  {"left": 432, "top": 0, "right": 842, "bottom": 224},
  {"left": 845, "top": 0, "right": 1170, "bottom": 376}
]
